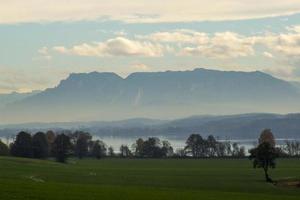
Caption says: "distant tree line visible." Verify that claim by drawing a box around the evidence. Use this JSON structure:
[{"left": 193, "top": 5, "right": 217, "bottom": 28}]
[
  {"left": 183, "top": 134, "right": 245, "bottom": 158},
  {"left": 7, "top": 130, "right": 108, "bottom": 163},
  {"left": 282, "top": 140, "right": 300, "bottom": 157},
  {"left": 0, "top": 129, "right": 299, "bottom": 163}
]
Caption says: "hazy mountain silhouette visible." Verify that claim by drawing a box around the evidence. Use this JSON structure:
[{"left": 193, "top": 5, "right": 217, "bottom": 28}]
[
  {"left": 1, "top": 68, "right": 300, "bottom": 123},
  {"left": 0, "top": 91, "right": 40, "bottom": 109},
  {"left": 1, "top": 113, "right": 300, "bottom": 139}
]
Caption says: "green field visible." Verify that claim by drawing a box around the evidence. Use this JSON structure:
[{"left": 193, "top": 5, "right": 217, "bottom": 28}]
[{"left": 0, "top": 157, "right": 299, "bottom": 200}]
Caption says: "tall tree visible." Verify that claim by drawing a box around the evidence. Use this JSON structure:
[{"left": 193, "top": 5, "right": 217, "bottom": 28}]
[
  {"left": 120, "top": 145, "right": 131, "bottom": 157},
  {"left": 185, "top": 134, "right": 205, "bottom": 157},
  {"left": 142, "top": 137, "right": 164, "bottom": 158},
  {"left": 133, "top": 138, "right": 144, "bottom": 157},
  {"left": 108, "top": 146, "right": 115, "bottom": 157},
  {"left": 32, "top": 132, "right": 49, "bottom": 159},
  {"left": 259, "top": 129, "right": 275, "bottom": 147},
  {"left": 10, "top": 131, "right": 33, "bottom": 158},
  {"left": 0, "top": 140, "right": 9, "bottom": 156},
  {"left": 75, "top": 132, "right": 92, "bottom": 159},
  {"left": 52, "top": 134, "right": 71, "bottom": 163},
  {"left": 46, "top": 130, "right": 56, "bottom": 156},
  {"left": 232, "top": 143, "right": 245, "bottom": 157},
  {"left": 91, "top": 140, "right": 107, "bottom": 159},
  {"left": 249, "top": 142, "right": 279, "bottom": 182},
  {"left": 207, "top": 135, "right": 217, "bottom": 157},
  {"left": 284, "top": 140, "right": 300, "bottom": 157},
  {"left": 161, "top": 140, "right": 174, "bottom": 157},
  {"left": 224, "top": 141, "right": 232, "bottom": 156},
  {"left": 215, "top": 142, "right": 226, "bottom": 157}
]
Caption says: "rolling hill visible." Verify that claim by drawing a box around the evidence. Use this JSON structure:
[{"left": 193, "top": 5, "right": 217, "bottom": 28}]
[{"left": 1, "top": 113, "right": 300, "bottom": 139}]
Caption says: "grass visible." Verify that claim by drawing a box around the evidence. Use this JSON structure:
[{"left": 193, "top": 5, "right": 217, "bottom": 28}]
[{"left": 0, "top": 157, "right": 300, "bottom": 200}]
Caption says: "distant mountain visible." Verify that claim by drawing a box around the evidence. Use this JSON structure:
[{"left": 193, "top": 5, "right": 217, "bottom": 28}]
[
  {"left": 1, "top": 68, "right": 300, "bottom": 124},
  {"left": 0, "top": 91, "right": 40, "bottom": 109},
  {"left": 1, "top": 113, "right": 300, "bottom": 140},
  {"left": 160, "top": 113, "right": 300, "bottom": 139},
  {"left": 0, "top": 118, "right": 167, "bottom": 130},
  {"left": 291, "top": 81, "right": 300, "bottom": 90}
]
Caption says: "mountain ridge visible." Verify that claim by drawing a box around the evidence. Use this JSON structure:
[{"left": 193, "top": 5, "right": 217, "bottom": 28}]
[{"left": 1, "top": 68, "right": 300, "bottom": 124}]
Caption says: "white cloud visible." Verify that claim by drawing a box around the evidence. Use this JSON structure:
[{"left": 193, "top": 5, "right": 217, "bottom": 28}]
[
  {"left": 53, "top": 37, "right": 164, "bottom": 57},
  {"left": 286, "top": 25, "right": 300, "bottom": 33},
  {"left": 36, "top": 47, "right": 52, "bottom": 60},
  {"left": 180, "top": 32, "right": 255, "bottom": 59},
  {"left": 140, "top": 30, "right": 209, "bottom": 44},
  {"left": 254, "top": 26, "right": 300, "bottom": 58},
  {"left": 263, "top": 52, "right": 273, "bottom": 58},
  {"left": 44, "top": 26, "right": 300, "bottom": 81},
  {"left": 141, "top": 27, "right": 300, "bottom": 61},
  {"left": 51, "top": 26, "right": 300, "bottom": 61},
  {"left": 1, "top": 1, "right": 300, "bottom": 24}
]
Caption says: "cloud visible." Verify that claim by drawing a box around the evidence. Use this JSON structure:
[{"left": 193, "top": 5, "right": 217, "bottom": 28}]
[
  {"left": 263, "top": 52, "right": 273, "bottom": 58},
  {"left": 142, "top": 27, "right": 300, "bottom": 61},
  {"left": 140, "top": 29, "right": 209, "bottom": 44},
  {"left": 1, "top": 1, "right": 300, "bottom": 24},
  {"left": 180, "top": 32, "right": 255, "bottom": 59},
  {"left": 52, "top": 46, "right": 68, "bottom": 54},
  {"left": 254, "top": 25, "right": 300, "bottom": 59},
  {"left": 42, "top": 26, "right": 300, "bottom": 81},
  {"left": 51, "top": 26, "right": 300, "bottom": 61},
  {"left": 36, "top": 47, "right": 52, "bottom": 60},
  {"left": 53, "top": 37, "right": 164, "bottom": 57},
  {"left": 136, "top": 28, "right": 300, "bottom": 79}
]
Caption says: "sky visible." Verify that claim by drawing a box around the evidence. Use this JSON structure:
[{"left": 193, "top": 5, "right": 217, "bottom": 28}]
[{"left": 1, "top": 0, "right": 300, "bottom": 93}]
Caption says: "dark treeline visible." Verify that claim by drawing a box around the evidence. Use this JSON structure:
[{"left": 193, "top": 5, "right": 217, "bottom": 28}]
[{"left": 0, "top": 129, "right": 299, "bottom": 162}]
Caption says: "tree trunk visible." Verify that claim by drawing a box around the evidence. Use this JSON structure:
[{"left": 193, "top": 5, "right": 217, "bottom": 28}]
[{"left": 264, "top": 167, "right": 273, "bottom": 183}]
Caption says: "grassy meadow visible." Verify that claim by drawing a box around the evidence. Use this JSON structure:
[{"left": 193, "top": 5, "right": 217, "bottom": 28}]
[{"left": 0, "top": 157, "right": 299, "bottom": 200}]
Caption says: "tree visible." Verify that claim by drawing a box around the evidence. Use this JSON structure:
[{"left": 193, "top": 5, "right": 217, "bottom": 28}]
[
  {"left": 132, "top": 137, "right": 171, "bottom": 158},
  {"left": 10, "top": 131, "right": 33, "bottom": 158},
  {"left": 185, "top": 134, "right": 205, "bottom": 157},
  {"left": 52, "top": 134, "right": 71, "bottom": 163},
  {"left": 215, "top": 142, "right": 226, "bottom": 157},
  {"left": 207, "top": 135, "right": 217, "bottom": 157},
  {"left": 32, "top": 132, "right": 49, "bottom": 159},
  {"left": 238, "top": 146, "right": 246, "bottom": 158},
  {"left": 249, "top": 142, "right": 279, "bottom": 182},
  {"left": 46, "top": 130, "right": 56, "bottom": 156},
  {"left": 284, "top": 140, "right": 300, "bottom": 157},
  {"left": 224, "top": 141, "right": 232, "bottom": 156},
  {"left": 75, "top": 132, "right": 92, "bottom": 159},
  {"left": 91, "top": 140, "right": 107, "bottom": 159},
  {"left": 0, "top": 140, "right": 9, "bottom": 156},
  {"left": 120, "top": 145, "right": 131, "bottom": 157},
  {"left": 141, "top": 137, "right": 164, "bottom": 158},
  {"left": 133, "top": 138, "right": 144, "bottom": 157},
  {"left": 231, "top": 143, "right": 245, "bottom": 158},
  {"left": 161, "top": 140, "right": 174, "bottom": 157},
  {"left": 259, "top": 129, "right": 275, "bottom": 147},
  {"left": 108, "top": 146, "right": 115, "bottom": 157}
]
